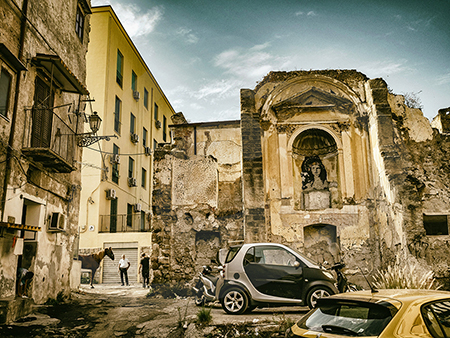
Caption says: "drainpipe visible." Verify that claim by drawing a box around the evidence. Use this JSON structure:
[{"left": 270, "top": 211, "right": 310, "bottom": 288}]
[{"left": 1, "top": 0, "right": 29, "bottom": 221}]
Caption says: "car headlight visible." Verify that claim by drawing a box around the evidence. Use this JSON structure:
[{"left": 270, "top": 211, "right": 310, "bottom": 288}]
[{"left": 323, "top": 271, "right": 334, "bottom": 280}]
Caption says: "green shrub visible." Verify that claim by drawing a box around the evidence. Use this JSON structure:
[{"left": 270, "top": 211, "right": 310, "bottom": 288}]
[
  {"left": 372, "top": 262, "right": 440, "bottom": 290},
  {"left": 196, "top": 306, "right": 212, "bottom": 326}
]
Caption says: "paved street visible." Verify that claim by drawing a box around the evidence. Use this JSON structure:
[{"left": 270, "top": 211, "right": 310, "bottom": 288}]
[{"left": 0, "top": 284, "right": 309, "bottom": 337}]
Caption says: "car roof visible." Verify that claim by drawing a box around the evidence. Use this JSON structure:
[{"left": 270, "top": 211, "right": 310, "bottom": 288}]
[{"left": 323, "top": 289, "right": 450, "bottom": 309}]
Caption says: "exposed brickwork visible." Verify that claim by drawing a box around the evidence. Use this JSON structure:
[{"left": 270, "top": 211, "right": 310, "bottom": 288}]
[{"left": 240, "top": 89, "right": 266, "bottom": 242}]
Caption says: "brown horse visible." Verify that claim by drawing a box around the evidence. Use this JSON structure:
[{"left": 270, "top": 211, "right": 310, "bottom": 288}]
[{"left": 78, "top": 247, "right": 115, "bottom": 288}]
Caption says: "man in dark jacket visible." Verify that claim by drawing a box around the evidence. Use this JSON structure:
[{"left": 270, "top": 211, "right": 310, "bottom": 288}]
[{"left": 138, "top": 253, "right": 150, "bottom": 288}]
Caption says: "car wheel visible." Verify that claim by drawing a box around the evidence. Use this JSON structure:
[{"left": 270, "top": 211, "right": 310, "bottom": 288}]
[
  {"left": 221, "top": 287, "right": 249, "bottom": 315},
  {"left": 306, "top": 286, "right": 332, "bottom": 309}
]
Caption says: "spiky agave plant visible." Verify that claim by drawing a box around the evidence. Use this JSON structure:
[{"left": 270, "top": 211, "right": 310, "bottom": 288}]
[{"left": 372, "top": 262, "right": 440, "bottom": 290}]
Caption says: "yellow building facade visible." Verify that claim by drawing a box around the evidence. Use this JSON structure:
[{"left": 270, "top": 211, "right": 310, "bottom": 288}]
[{"left": 79, "top": 6, "right": 175, "bottom": 284}]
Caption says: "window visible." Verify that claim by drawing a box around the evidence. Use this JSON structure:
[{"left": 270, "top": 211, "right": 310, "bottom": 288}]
[
  {"left": 127, "top": 203, "right": 133, "bottom": 227},
  {"left": 128, "top": 157, "right": 134, "bottom": 178},
  {"left": 32, "top": 77, "right": 54, "bottom": 148},
  {"left": 153, "top": 139, "right": 158, "bottom": 151},
  {"left": 422, "top": 301, "right": 450, "bottom": 337},
  {"left": 114, "top": 96, "right": 121, "bottom": 134},
  {"left": 163, "top": 115, "right": 167, "bottom": 142},
  {"left": 112, "top": 144, "right": 119, "bottom": 184},
  {"left": 116, "top": 50, "right": 123, "bottom": 87},
  {"left": 110, "top": 198, "right": 118, "bottom": 233},
  {"left": 244, "top": 246, "right": 298, "bottom": 266},
  {"left": 140, "top": 210, "right": 146, "bottom": 231},
  {"left": 75, "top": 5, "right": 85, "bottom": 42},
  {"left": 424, "top": 214, "right": 449, "bottom": 235},
  {"left": 142, "top": 168, "right": 146, "bottom": 188},
  {"left": 144, "top": 88, "right": 148, "bottom": 109},
  {"left": 132, "top": 71, "right": 137, "bottom": 91},
  {"left": 154, "top": 103, "right": 158, "bottom": 121},
  {"left": 130, "top": 113, "right": 135, "bottom": 134},
  {"left": 143, "top": 128, "right": 147, "bottom": 147},
  {"left": 0, "top": 68, "right": 12, "bottom": 117}
]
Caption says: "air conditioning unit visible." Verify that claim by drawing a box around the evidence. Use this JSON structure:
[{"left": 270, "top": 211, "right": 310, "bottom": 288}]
[
  {"left": 155, "top": 120, "right": 161, "bottom": 129},
  {"left": 49, "top": 212, "right": 66, "bottom": 230},
  {"left": 106, "top": 189, "right": 117, "bottom": 200},
  {"left": 128, "top": 177, "right": 137, "bottom": 187},
  {"left": 133, "top": 90, "right": 140, "bottom": 100},
  {"left": 110, "top": 154, "right": 120, "bottom": 164},
  {"left": 144, "top": 146, "right": 151, "bottom": 156},
  {"left": 134, "top": 203, "right": 141, "bottom": 212},
  {"left": 131, "top": 133, "right": 139, "bottom": 143}
]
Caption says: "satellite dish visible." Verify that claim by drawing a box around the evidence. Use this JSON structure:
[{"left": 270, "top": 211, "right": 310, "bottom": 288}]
[{"left": 88, "top": 225, "right": 95, "bottom": 231}]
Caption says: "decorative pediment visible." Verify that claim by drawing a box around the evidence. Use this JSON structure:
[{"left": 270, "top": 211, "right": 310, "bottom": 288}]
[{"left": 271, "top": 87, "right": 353, "bottom": 121}]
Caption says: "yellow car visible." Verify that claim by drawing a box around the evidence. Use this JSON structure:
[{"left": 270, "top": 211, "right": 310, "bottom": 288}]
[{"left": 286, "top": 289, "right": 450, "bottom": 337}]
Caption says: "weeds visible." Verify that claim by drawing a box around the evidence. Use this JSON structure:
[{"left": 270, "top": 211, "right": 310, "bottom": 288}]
[
  {"left": 196, "top": 306, "right": 212, "bottom": 326},
  {"left": 372, "top": 262, "right": 440, "bottom": 290},
  {"left": 273, "top": 313, "right": 295, "bottom": 333},
  {"left": 177, "top": 300, "right": 190, "bottom": 328}
]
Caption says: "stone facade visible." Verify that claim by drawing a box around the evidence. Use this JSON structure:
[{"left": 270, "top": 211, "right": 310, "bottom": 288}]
[
  {"left": 0, "top": 0, "right": 91, "bottom": 321},
  {"left": 151, "top": 115, "right": 243, "bottom": 284},
  {"left": 152, "top": 70, "right": 450, "bottom": 289}
]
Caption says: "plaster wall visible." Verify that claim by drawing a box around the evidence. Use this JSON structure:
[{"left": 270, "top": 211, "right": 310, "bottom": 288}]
[{"left": 0, "top": 0, "right": 91, "bottom": 306}]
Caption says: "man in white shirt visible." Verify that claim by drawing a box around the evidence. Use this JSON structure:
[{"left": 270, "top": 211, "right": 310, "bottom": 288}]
[{"left": 118, "top": 254, "right": 130, "bottom": 286}]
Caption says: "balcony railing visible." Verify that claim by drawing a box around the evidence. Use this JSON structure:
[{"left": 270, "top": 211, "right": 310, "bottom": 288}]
[
  {"left": 99, "top": 213, "right": 150, "bottom": 233},
  {"left": 22, "top": 107, "right": 77, "bottom": 173}
]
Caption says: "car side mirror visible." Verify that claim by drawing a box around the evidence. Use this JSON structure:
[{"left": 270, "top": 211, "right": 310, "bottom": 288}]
[{"left": 294, "top": 261, "right": 301, "bottom": 269}]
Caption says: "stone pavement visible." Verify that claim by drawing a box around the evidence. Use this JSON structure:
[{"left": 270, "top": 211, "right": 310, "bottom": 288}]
[{"left": 0, "top": 284, "right": 309, "bottom": 337}]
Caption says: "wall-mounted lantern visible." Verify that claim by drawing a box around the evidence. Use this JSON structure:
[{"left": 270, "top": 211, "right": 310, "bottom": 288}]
[{"left": 77, "top": 111, "right": 117, "bottom": 147}]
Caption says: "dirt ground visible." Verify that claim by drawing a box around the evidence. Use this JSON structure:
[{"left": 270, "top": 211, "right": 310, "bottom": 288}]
[{"left": 0, "top": 284, "right": 309, "bottom": 337}]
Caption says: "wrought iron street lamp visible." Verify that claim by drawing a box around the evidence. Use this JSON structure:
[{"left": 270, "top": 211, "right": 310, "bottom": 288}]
[{"left": 77, "top": 111, "right": 117, "bottom": 147}]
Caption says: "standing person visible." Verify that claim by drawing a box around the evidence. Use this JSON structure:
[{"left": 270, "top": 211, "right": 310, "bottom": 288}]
[
  {"left": 138, "top": 253, "right": 150, "bottom": 288},
  {"left": 118, "top": 254, "right": 130, "bottom": 286}
]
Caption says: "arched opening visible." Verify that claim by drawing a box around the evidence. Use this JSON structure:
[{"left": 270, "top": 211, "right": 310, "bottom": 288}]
[
  {"left": 292, "top": 128, "right": 340, "bottom": 210},
  {"left": 303, "top": 224, "right": 339, "bottom": 264}
]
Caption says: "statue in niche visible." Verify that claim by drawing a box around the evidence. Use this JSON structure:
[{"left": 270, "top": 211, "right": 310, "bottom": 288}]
[{"left": 301, "top": 156, "right": 329, "bottom": 191}]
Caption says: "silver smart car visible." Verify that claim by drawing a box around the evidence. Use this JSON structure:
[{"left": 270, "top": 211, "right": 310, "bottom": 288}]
[{"left": 217, "top": 243, "right": 338, "bottom": 314}]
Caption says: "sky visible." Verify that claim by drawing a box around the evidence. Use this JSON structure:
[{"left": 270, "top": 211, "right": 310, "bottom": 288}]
[{"left": 91, "top": 0, "right": 450, "bottom": 123}]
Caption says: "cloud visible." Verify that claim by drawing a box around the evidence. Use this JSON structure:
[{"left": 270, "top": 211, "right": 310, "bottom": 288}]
[
  {"left": 91, "top": 1, "right": 163, "bottom": 38},
  {"left": 361, "top": 60, "right": 411, "bottom": 77},
  {"left": 175, "top": 27, "right": 199, "bottom": 44},
  {"left": 213, "top": 43, "right": 291, "bottom": 81},
  {"left": 295, "top": 10, "right": 317, "bottom": 17},
  {"left": 437, "top": 72, "right": 450, "bottom": 85},
  {"left": 195, "top": 79, "right": 242, "bottom": 101}
]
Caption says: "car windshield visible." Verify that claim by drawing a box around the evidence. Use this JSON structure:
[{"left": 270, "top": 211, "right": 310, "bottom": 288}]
[{"left": 297, "top": 299, "right": 397, "bottom": 337}]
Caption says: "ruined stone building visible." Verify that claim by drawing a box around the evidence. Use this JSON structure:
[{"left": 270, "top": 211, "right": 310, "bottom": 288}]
[
  {"left": 152, "top": 70, "right": 450, "bottom": 288},
  {"left": 78, "top": 6, "right": 175, "bottom": 285},
  {"left": 0, "top": 0, "right": 92, "bottom": 323}
]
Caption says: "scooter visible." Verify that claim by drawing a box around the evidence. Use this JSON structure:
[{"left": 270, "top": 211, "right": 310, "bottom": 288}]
[
  {"left": 193, "top": 265, "right": 223, "bottom": 306},
  {"left": 331, "top": 262, "right": 359, "bottom": 293}
]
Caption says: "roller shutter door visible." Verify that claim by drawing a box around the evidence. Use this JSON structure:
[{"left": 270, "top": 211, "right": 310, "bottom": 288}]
[{"left": 102, "top": 243, "right": 139, "bottom": 284}]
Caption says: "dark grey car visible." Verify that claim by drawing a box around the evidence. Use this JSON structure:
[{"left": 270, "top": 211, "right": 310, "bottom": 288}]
[{"left": 217, "top": 243, "right": 338, "bottom": 314}]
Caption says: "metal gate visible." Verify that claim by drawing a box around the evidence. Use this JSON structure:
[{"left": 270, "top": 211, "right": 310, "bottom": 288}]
[{"left": 102, "top": 242, "right": 138, "bottom": 284}]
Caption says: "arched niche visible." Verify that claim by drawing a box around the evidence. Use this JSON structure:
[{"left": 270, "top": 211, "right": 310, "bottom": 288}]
[{"left": 290, "top": 127, "right": 341, "bottom": 210}]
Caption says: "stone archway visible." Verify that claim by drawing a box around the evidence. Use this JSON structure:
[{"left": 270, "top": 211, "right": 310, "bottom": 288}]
[{"left": 303, "top": 224, "right": 339, "bottom": 265}]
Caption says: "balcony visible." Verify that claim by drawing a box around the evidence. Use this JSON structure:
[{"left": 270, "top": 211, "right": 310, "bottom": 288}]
[
  {"left": 22, "top": 107, "right": 77, "bottom": 173},
  {"left": 99, "top": 213, "right": 150, "bottom": 233}
]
